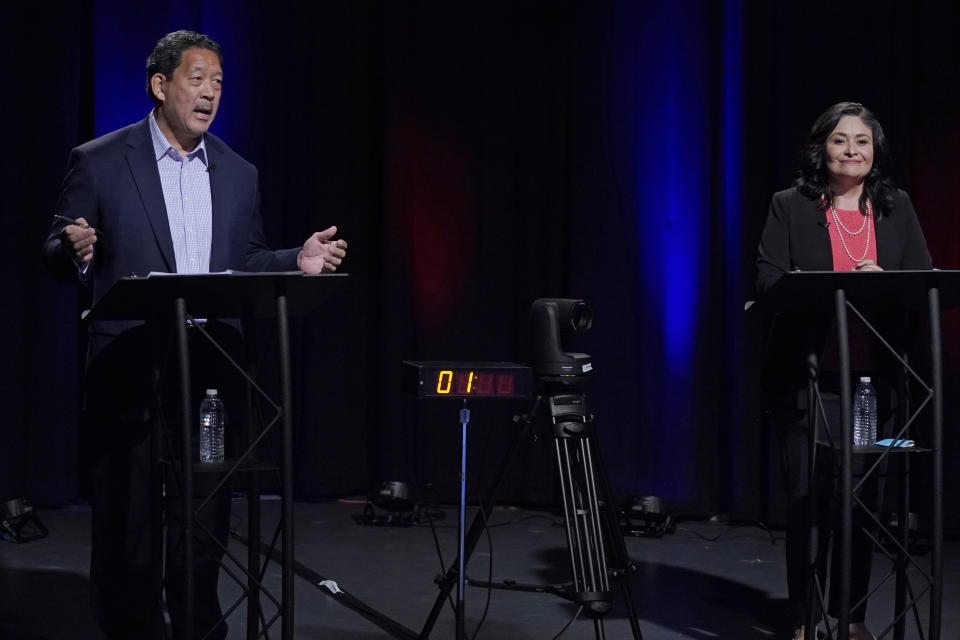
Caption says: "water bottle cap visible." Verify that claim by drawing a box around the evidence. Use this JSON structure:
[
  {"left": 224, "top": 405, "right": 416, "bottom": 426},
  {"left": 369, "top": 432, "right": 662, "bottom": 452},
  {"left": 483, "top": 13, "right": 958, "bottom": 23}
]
[
  {"left": 860, "top": 377, "right": 871, "bottom": 383},
  {"left": 206, "top": 389, "right": 218, "bottom": 396}
]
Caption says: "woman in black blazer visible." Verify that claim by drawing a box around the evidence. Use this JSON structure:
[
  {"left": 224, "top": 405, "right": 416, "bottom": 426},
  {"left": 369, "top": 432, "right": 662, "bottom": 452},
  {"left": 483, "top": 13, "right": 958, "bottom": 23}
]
[{"left": 755, "top": 102, "right": 932, "bottom": 640}]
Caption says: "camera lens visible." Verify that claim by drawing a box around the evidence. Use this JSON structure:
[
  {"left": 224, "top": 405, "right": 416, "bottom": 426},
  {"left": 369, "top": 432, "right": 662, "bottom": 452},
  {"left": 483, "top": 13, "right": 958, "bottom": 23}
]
[{"left": 569, "top": 300, "right": 592, "bottom": 334}]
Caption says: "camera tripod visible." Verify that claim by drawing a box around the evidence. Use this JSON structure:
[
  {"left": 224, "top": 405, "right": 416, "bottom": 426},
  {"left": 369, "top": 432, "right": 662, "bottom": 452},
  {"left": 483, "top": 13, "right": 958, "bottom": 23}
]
[{"left": 419, "top": 387, "right": 644, "bottom": 639}]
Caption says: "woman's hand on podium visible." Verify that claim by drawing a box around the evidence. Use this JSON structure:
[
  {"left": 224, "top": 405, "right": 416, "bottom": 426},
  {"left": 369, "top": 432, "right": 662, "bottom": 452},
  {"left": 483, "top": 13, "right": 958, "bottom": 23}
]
[{"left": 853, "top": 259, "right": 882, "bottom": 272}]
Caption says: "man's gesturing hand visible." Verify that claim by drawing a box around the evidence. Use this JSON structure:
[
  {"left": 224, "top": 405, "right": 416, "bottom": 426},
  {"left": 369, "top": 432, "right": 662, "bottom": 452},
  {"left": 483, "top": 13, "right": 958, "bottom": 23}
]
[
  {"left": 297, "top": 225, "right": 348, "bottom": 274},
  {"left": 62, "top": 217, "right": 97, "bottom": 265}
]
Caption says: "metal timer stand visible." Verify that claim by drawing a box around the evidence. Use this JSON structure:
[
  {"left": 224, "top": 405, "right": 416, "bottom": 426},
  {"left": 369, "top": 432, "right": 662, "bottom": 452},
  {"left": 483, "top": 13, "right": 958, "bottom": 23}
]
[{"left": 410, "top": 298, "right": 643, "bottom": 640}]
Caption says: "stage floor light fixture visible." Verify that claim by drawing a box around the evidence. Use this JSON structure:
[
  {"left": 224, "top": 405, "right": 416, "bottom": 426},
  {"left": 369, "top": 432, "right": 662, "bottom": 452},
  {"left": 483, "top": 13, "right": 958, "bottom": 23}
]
[
  {"left": 354, "top": 481, "right": 419, "bottom": 527},
  {"left": 1, "top": 498, "right": 49, "bottom": 543}
]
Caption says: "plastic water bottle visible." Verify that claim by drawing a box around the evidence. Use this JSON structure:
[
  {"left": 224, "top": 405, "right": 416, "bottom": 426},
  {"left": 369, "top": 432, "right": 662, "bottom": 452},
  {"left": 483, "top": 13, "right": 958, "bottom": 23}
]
[
  {"left": 199, "top": 389, "right": 225, "bottom": 463},
  {"left": 853, "top": 377, "right": 877, "bottom": 447}
]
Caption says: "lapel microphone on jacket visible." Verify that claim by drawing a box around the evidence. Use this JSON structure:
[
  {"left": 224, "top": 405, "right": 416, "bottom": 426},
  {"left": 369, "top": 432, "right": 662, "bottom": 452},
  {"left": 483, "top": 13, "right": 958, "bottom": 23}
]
[{"left": 206, "top": 163, "right": 217, "bottom": 173}]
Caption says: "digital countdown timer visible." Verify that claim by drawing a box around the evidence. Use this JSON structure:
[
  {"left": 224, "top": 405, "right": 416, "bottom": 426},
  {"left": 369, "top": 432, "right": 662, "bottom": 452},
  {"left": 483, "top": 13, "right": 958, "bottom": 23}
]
[{"left": 402, "top": 361, "right": 533, "bottom": 399}]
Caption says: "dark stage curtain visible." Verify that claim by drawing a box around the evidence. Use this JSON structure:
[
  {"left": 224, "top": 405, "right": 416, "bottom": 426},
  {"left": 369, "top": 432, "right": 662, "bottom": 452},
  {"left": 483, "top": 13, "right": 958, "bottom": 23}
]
[
  {"left": 3, "top": 4, "right": 94, "bottom": 508},
  {"left": 3, "top": 1, "right": 960, "bottom": 536}
]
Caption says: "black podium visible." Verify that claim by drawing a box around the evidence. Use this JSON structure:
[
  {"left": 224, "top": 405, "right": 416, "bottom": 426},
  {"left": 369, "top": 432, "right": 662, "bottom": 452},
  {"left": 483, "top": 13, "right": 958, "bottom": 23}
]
[
  {"left": 760, "top": 270, "right": 958, "bottom": 640},
  {"left": 86, "top": 271, "right": 347, "bottom": 640}
]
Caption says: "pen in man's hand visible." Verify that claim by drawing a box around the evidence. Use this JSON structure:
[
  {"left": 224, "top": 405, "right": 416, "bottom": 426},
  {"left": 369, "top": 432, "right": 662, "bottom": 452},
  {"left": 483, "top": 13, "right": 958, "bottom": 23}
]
[{"left": 53, "top": 214, "right": 104, "bottom": 236}]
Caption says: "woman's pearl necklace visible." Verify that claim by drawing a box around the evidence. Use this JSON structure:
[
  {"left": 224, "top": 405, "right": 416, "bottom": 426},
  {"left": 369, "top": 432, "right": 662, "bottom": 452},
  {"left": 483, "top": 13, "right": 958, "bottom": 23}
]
[{"left": 830, "top": 198, "right": 872, "bottom": 263}]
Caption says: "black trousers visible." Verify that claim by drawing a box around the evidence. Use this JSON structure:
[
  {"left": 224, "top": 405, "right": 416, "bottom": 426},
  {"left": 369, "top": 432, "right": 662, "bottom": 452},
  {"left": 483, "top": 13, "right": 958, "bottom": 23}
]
[
  {"left": 85, "top": 323, "right": 243, "bottom": 640},
  {"left": 775, "top": 392, "right": 878, "bottom": 629}
]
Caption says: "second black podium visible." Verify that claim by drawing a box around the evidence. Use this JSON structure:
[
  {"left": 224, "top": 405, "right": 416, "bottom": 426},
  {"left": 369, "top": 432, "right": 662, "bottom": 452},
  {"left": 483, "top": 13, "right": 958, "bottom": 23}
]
[{"left": 760, "top": 270, "right": 955, "bottom": 640}]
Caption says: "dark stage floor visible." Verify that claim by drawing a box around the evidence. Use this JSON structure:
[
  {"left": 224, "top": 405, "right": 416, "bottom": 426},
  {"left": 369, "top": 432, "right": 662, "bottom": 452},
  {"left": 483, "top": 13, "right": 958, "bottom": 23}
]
[{"left": 1, "top": 500, "right": 956, "bottom": 639}]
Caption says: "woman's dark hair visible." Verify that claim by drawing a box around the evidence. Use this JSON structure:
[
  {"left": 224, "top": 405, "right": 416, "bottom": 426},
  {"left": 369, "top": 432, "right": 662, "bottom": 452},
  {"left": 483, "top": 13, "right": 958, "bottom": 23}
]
[
  {"left": 145, "top": 30, "right": 223, "bottom": 107},
  {"left": 795, "top": 102, "right": 896, "bottom": 216}
]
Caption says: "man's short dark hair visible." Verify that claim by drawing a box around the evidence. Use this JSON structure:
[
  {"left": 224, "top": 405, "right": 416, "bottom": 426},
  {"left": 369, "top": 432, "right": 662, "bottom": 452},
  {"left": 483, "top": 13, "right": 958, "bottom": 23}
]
[{"left": 145, "top": 30, "right": 223, "bottom": 106}]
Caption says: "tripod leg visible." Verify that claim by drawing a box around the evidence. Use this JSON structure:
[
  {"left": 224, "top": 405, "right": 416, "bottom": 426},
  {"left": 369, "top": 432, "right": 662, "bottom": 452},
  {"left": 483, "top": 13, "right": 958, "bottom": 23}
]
[
  {"left": 556, "top": 439, "right": 587, "bottom": 592},
  {"left": 587, "top": 419, "right": 644, "bottom": 640},
  {"left": 594, "top": 617, "right": 606, "bottom": 639},
  {"left": 550, "top": 394, "right": 612, "bottom": 619},
  {"left": 581, "top": 439, "right": 610, "bottom": 593}
]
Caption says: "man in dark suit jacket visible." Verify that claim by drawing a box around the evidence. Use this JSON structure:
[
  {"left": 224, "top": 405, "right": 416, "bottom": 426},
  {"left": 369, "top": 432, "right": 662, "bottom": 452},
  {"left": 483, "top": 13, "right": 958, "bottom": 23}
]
[{"left": 42, "top": 30, "right": 347, "bottom": 639}]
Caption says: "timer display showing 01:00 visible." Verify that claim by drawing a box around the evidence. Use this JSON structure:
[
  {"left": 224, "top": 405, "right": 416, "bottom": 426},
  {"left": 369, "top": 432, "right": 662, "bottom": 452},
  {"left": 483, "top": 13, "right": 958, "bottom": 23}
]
[{"left": 434, "top": 370, "right": 516, "bottom": 396}]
